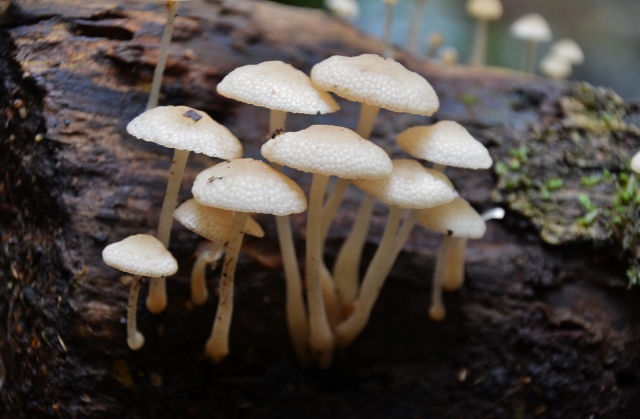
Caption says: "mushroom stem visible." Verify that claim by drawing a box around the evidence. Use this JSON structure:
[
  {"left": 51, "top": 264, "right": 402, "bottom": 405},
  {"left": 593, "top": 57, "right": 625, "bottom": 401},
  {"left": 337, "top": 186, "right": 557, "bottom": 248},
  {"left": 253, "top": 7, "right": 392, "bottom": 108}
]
[
  {"left": 525, "top": 39, "right": 538, "bottom": 74},
  {"left": 306, "top": 173, "right": 335, "bottom": 368},
  {"left": 356, "top": 104, "right": 381, "bottom": 140},
  {"left": 204, "top": 211, "right": 248, "bottom": 363},
  {"left": 191, "top": 242, "right": 224, "bottom": 306},
  {"left": 383, "top": 1, "right": 394, "bottom": 59},
  {"left": 127, "top": 275, "right": 145, "bottom": 350},
  {"left": 335, "top": 205, "right": 403, "bottom": 348},
  {"left": 332, "top": 193, "right": 375, "bottom": 313},
  {"left": 432, "top": 163, "right": 447, "bottom": 172},
  {"left": 267, "top": 110, "right": 312, "bottom": 366},
  {"left": 442, "top": 237, "right": 467, "bottom": 292},
  {"left": 429, "top": 234, "right": 451, "bottom": 321},
  {"left": 148, "top": 147, "right": 190, "bottom": 314},
  {"left": 269, "top": 109, "right": 287, "bottom": 131},
  {"left": 407, "top": 0, "right": 428, "bottom": 56},
  {"left": 321, "top": 263, "right": 342, "bottom": 329},
  {"left": 146, "top": 0, "right": 180, "bottom": 110},
  {"left": 320, "top": 178, "right": 350, "bottom": 242},
  {"left": 469, "top": 19, "right": 488, "bottom": 66}
]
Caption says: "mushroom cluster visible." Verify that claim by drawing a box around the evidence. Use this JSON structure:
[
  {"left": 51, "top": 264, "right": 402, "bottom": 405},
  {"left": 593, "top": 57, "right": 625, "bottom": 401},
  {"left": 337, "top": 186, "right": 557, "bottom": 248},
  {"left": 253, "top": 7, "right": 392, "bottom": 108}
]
[{"left": 101, "top": 43, "right": 497, "bottom": 368}]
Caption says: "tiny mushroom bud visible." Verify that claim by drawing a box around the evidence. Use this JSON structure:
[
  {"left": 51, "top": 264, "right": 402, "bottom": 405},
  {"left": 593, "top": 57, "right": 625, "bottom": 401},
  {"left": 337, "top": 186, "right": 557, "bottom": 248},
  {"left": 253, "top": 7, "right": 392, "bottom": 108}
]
[{"left": 102, "top": 234, "right": 178, "bottom": 350}]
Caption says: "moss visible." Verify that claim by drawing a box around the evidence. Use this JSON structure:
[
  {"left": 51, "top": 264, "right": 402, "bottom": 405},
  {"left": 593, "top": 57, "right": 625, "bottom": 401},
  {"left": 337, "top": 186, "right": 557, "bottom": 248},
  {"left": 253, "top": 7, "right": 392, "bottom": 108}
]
[{"left": 493, "top": 83, "right": 640, "bottom": 285}]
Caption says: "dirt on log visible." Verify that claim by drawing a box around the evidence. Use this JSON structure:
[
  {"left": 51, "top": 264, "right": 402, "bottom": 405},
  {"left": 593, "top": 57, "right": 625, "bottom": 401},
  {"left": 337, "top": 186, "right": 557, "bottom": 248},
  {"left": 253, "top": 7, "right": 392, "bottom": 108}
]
[{"left": 1, "top": 0, "right": 640, "bottom": 418}]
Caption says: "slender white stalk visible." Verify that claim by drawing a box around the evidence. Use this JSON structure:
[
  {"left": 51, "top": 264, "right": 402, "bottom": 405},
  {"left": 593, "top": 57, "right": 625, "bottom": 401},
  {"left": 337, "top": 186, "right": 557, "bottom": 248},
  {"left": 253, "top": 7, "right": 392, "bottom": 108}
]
[
  {"left": 429, "top": 234, "right": 451, "bottom": 321},
  {"left": 146, "top": 0, "right": 180, "bottom": 111},
  {"left": 407, "top": 0, "right": 428, "bottom": 56},
  {"left": 383, "top": 2, "right": 394, "bottom": 59},
  {"left": 204, "top": 212, "right": 248, "bottom": 363},
  {"left": 191, "top": 242, "right": 224, "bottom": 306},
  {"left": 335, "top": 205, "right": 403, "bottom": 348},
  {"left": 320, "top": 179, "right": 350, "bottom": 242},
  {"left": 127, "top": 276, "right": 145, "bottom": 350},
  {"left": 306, "top": 173, "right": 335, "bottom": 368},
  {"left": 332, "top": 193, "right": 374, "bottom": 311},
  {"left": 469, "top": 19, "right": 488, "bottom": 66},
  {"left": 321, "top": 263, "right": 342, "bottom": 329},
  {"left": 442, "top": 237, "right": 467, "bottom": 292},
  {"left": 147, "top": 147, "right": 190, "bottom": 314},
  {"left": 356, "top": 104, "right": 381, "bottom": 140},
  {"left": 268, "top": 110, "right": 311, "bottom": 367},
  {"left": 525, "top": 39, "right": 538, "bottom": 74}
]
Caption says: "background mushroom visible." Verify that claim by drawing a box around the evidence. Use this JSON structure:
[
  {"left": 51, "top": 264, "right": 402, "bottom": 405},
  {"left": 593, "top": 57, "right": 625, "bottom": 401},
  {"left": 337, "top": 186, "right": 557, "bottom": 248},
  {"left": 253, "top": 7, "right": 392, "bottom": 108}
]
[
  {"left": 509, "top": 13, "right": 553, "bottom": 74},
  {"left": 466, "top": 0, "right": 503, "bottom": 66}
]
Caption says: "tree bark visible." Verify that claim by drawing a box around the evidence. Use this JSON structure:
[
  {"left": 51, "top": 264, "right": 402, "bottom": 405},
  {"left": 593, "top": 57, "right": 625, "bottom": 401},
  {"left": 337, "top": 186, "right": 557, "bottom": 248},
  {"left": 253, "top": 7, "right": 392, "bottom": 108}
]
[{"left": 1, "top": 0, "right": 639, "bottom": 418}]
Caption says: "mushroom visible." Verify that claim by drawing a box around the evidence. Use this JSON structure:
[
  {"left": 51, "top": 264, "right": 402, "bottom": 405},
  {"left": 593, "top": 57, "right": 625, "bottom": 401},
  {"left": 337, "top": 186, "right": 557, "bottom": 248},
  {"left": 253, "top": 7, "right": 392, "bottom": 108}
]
[
  {"left": 466, "top": 0, "right": 503, "bottom": 66},
  {"left": 127, "top": 105, "right": 242, "bottom": 313},
  {"left": 406, "top": 0, "right": 429, "bottom": 56},
  {"left": 173, "top": 199, "right": 264, "bottom": 306},
  {"left": 416, "top": 197, "right": 486, "bottom": 320},
  {"left": 382, "top": 0, "right": 398, "bottom": 58},
  {"left": 539, "top": 53, "right": 572, "bottom": 80},
  {"left": 425, "top": 31, "right": 444, "bottom": 58},
  {"left": 551, "top": 38, "right": 584, "bottom": 66},
  {"left": 324, "top": 0, "right": 359, "bottom": 20},
  {"left": 102, "top": 234, "right": 178, "bottom": 350},
  {"left": 632, "top": 151, "right": 640, "bottom": 174},
  {"left": 439, "top": 47, "right": 459, "bottom": 66},
  {"left": 216, "top": 61, "right": 339, "bottom": 362},
  {"left": 509, "top": 13, "right": 552, "bottom": 74},
  {"left": 262, "top": 124, "right": 393, "bottom": 367},
  {"left": 192, "top": 159, "right": 307, "bottom": 364},
  {"left": 335, "top": 159, "right": 456, "bottom": 348},
  {"left": 310, "top": 53, "right": 439, "bottom": 269}
]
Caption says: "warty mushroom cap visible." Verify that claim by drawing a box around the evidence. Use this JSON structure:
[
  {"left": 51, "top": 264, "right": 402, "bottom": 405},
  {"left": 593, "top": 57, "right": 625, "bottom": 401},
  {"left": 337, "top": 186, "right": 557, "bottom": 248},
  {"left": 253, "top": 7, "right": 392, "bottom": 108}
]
[
  {"left": 102, "top": 234, "right": 178, "bottom": 277},
  {"left": 509, "top": 13, "right": 552, "bottom": 42},
  {"left": 126, "top": 106, "right": 243, "bottom": 160},
  {"left": 261, "top": 125, "right": 393, "bottom": 179},
  {"left": 539, "top": 54, "right": 572, "bottom": 80},
  {"left": 174, "top": 199, "right": 265, "bottom": 243},
  {"left": 353, "top": 159, "right": 455, "bottom": 209},
  {"left": 310, "top": 54, "right": 440, "bottom": 116},
  {"left": 192, "top": 158, "right": 307, "bottom": 216},
  {"left": 396, "top": 121, "right": 493, "bottom": 169},
  {"left": 417, "top": 197, "right": 486, "bottom": 239},
  {"left": 631, "top": 151, "right": 640, "bottom": 174},
  {"left": 466, "top": 0, "right": 503, "bottom": 21},
  {"left": 551, "top": 38, "right": 584, "bottom": 65},
  {"left": 216, "top": 61, "right": 339, "bottom": 115}
]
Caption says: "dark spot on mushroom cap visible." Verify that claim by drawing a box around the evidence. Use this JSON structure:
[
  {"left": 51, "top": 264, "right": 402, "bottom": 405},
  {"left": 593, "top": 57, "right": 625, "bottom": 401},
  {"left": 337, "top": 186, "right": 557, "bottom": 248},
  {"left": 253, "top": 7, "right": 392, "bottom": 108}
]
[{"left": 183, "top": 109, "right": 203, "bottom": 122}]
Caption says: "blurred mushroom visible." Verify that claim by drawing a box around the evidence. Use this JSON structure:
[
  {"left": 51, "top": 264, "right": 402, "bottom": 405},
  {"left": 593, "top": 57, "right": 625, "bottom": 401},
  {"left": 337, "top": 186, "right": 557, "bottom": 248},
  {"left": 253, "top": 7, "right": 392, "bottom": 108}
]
[
  {"left": 551, "top": 38, "right": 584, "bottom": 66},
  {"left": 407, "top": 0, "right": 429, "bottom": 56},
  {"left": 324, "top": 0, "right": 359, "bottom": 20},
  {"left": 510, "top": 13, "right": 552, "bottom": 74},
  {"left": 466, "top": 0, "right": 503, "bottom": 66},
  {"left": 539, "top": 53, "right": 572, "bottom": 80}
]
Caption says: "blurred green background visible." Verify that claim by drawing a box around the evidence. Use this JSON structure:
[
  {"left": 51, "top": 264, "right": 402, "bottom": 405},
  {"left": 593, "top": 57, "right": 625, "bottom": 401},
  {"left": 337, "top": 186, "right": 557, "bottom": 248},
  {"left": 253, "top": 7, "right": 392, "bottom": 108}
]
[{"left": 273, "top": 0, "right": 640, "bottom": 99}]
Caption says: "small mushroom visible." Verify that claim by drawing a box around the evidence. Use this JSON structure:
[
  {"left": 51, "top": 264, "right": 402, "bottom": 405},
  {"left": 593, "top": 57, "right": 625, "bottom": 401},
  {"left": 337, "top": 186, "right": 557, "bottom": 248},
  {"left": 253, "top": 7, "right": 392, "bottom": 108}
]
[
  {"left": 466, "top": 0, "right": 503, "bottom": 66},
  {"left": 102, "top": 234, "right": 178, "bottom": 350},
  {"left": 324, "top": 0, "right": 359, "bottom": 20},
  {"left": 632, "top": 151, "right": 640, "bottom": 174},
  {"left": 551, "top": 38, "right": 584, "bottom": 66},
  {"left": 539, "top": 53, "right": 572, "bottom": 80},
  {"left": 509, "top": 13, "right": 552, "bottom": 74},
  {"left": 406, "top": 0, "right": 429, "bottom": 56}
]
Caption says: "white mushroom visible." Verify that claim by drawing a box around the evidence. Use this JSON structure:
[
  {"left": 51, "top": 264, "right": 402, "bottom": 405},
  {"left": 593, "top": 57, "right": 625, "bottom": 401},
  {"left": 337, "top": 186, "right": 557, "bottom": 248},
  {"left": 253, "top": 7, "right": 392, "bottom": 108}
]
[
  {"left": 632, "top": 151, "right": 640, "bottom": 174},
  {"left": 102, "top": 234, "right": 178, "bottom": 350},
  {"left": 551, "top": 38, "right": 584, "bottom": 65},
  {"left": 509, "top": 13, "right": 552, "bottom": 74},
  {"left": 466, "top": 0, "right": 503, "bottom": 66},
  {"left": 539, "top": 53, "right": 572, "bottom": 80},
  {"left": 127, "top": 105, "right": 242, "bottom": 313}
]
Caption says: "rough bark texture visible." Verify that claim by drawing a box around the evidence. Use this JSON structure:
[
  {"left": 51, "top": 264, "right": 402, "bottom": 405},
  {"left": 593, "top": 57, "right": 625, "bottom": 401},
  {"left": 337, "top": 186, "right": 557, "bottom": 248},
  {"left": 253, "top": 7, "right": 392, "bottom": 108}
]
[{"left": 1, "top": 1, "right": 640, "bottom": 418}]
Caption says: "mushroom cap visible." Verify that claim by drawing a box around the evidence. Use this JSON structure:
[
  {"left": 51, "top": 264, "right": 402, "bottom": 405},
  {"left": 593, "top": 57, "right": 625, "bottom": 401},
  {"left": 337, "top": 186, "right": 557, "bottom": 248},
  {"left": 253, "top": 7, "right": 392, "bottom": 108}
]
[
  {"left": 631, "top": 151, "right": 640, "bottom": 174},
  {"left": 261, "top": 125, "right": 393, "bottom": 179},
  {"left": 126, "top": 106, "right": 243, "bottom": 159},
  {"left": 551, "top": 38, "right": 584, "bottom": 65},
  {"left": 466, "top": 0, "right": 503, "bottom": 21},
  {"left": 310, "top": 54, "right": 439, "bottom": 116},
  {"left": 396, "top": 121, "right": 493, "bottom": 169},
  {"left": 192, "top": 158, "right": 307, "bottom": 216},
  {"left": 417, "top": 197, "right": 486, "bottom": 239},
  {"left": 216, "top": 61, "right": 339, "bottom": 115},
  {"left": 102, "top": 234, "right": 178, "bottom": 277},
  {"left": 325, "top": 0, "right": 359, "bottom": 20},
  {"left": 174, "top": 199, "right": 265, "bottom": 243},
  {"left": 353, "top": 159, "right": 455, "bottom": 209},
  {"left": 539, "top": 54, "right": 572, "bottom": 80},
  {"left": 509, "top": 13, "right": 552, "bottom": 42}
]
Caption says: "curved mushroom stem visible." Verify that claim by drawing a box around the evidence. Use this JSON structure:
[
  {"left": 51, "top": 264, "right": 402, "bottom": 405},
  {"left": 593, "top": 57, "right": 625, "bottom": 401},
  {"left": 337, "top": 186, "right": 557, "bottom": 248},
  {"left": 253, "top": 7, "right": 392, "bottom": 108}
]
[
  {"left": 191, "top": 242, "right": 224, "bottom": 306},
  {"left": 332, "top": 193, "right": 375, "bottom": 314},
  {"left": 306, "top": 173, "right": 335, "bottom": 368},
  {"left": 148, "top": 147, "right": 190, "bottom": 314},
  {"left": 407, "top": 0, "right": 428, "bottom": 56},
  {"left": 469, "top": 19, "right": 488, "bottom": 66},
  {"left": 127, "top": 275, "right": 145, "bottom": 350},
  {"left": 442, "top": 237, "right": 467, "bottom": 292},
  {"left": 335, "top": 205, "right": 403, "bottom": 348},
  {"left": 525, "top": 39, "right": 538, "bottom": 74},
  {"left": 321, "top": 263, "right": 342, "bottom": 329},
  {"left": 268, "top": 110, "right": 312, "bottom": 367},
  {"left": 429, "top": 234, "right": 451, "bottom": 321},
  {"left": 204, "top": 211, "right": 248, "bottom": 363},
  {"left": 146, "top": 0, "right": 180, "bottom": 110}
]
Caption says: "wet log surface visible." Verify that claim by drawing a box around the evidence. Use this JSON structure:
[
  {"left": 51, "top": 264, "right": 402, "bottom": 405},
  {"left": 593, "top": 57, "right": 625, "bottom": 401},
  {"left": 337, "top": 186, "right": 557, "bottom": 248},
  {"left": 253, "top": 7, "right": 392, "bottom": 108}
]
[{"left": 1, "top": 0, "right": 640, "bottom": 418}]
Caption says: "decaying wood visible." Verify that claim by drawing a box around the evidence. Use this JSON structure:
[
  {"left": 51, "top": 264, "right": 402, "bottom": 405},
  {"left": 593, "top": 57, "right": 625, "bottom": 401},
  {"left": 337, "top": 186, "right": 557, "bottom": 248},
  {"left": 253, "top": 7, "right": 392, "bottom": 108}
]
[{"left": 1, "top": 0, "right": 640, "bottom": 418}]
